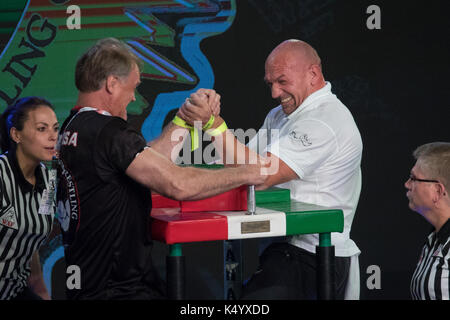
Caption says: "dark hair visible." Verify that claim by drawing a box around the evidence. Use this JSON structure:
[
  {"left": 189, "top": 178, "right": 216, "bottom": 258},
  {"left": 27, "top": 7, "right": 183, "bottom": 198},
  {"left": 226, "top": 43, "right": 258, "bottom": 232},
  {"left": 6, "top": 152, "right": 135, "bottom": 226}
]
[
  {"left": 75, "top": 37, "right": 142, "bottom": 92},
  {"left": 0, "top": 96, "right": 54, "bottom": 153}
]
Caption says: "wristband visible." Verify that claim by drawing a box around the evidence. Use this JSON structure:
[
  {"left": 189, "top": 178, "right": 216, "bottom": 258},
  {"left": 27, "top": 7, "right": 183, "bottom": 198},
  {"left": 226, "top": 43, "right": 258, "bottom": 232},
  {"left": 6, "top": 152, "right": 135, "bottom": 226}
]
[
  {"left": 173, "top": 115, "right": 215, "bottom": 130},
  {"left": 206, "top": 121, "right": 228, "bottom": 136},
  {"left": 172, "top": 115, "right": 192, "bottom": 129},
  {"left": 202, "top": 115, "right": 215, "bottom": 130},
  {"left": 172, "top": 115, "right": 221, "bottom": 150},
  {"left": 172, "top": 115, "right": 199, "bottom": 151}
]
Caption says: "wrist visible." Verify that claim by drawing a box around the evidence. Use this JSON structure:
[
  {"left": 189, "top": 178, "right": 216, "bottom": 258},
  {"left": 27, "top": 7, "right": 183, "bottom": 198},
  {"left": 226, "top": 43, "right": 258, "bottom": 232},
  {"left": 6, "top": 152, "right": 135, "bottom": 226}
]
[
  {"left": 210, "top": 115, "right": 224, "bottom": 129},
  {"left": 205, "top": 118, "right": 227, "bottom": 137},
  {"left": 172, "top": 115, "right": 192, "bottom": 129},
  {"left": 202, "top": 114, "right": 215, "bottom": 130}
]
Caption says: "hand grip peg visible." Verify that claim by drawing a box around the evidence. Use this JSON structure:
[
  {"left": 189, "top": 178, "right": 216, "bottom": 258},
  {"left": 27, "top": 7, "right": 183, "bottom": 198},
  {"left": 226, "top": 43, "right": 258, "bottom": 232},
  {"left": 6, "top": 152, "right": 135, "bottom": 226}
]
[{"left": 247, "top": 185, "right": 256, "bottom": 215}]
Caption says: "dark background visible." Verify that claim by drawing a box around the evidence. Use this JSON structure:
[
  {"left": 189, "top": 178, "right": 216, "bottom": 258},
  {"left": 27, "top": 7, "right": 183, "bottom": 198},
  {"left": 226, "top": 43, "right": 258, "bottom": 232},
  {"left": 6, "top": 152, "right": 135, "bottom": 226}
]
[{"left": 2, "top": 0, "right": 450, "bottom": 300}]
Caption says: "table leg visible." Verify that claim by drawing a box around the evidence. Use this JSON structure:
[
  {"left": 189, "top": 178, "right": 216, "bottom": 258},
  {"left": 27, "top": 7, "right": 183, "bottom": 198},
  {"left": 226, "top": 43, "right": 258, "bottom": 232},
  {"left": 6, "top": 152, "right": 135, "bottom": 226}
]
[
  {"left": 167, "top": 243, "right": 185, "bottom": 299},
  {"left": 223, "top": 240, "right": 243, "bottom": 299},
  {"left": 316, "top": 233, "right": 336, "bottom": 300}
]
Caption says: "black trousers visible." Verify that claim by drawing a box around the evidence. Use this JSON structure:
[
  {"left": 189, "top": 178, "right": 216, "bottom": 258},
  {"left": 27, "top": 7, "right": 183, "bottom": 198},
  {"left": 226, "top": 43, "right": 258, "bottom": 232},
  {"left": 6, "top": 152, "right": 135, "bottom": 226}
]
[{"left": 241, "top": 242, "right": 350, "bottom": 300}]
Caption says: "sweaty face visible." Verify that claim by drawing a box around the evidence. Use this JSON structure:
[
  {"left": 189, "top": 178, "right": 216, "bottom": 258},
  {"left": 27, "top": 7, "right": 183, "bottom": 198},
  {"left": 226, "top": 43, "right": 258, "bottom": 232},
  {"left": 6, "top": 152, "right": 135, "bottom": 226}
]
[
  {"left": 111, "top": 63, "right": 141, "bottom": 120},
  {"left": 264, "top": 53, "right": 311, "bottom": 115},
  {"left": 13, "top": 106, "right": 59, "bottom": 162}
]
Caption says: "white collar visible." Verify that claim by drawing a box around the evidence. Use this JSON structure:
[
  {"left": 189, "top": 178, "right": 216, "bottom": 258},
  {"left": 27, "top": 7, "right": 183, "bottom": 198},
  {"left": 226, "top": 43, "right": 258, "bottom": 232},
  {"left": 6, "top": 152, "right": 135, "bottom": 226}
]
[
  {"left": 286, "top": 82, "right": 332, "bottom": 120},
  {"left": 78, "top": 107, "right": 112, "bottom": 116}
]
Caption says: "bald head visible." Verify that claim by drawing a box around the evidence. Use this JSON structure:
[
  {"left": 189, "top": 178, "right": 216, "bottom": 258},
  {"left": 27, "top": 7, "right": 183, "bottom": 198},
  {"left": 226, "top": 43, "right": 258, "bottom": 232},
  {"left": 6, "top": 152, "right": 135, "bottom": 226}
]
[
  {"left": 266, "top": 39, "right": 322, "bottom": 71},
  {"left": 264, "top": 39, "right": 325, "bottom": 115}
]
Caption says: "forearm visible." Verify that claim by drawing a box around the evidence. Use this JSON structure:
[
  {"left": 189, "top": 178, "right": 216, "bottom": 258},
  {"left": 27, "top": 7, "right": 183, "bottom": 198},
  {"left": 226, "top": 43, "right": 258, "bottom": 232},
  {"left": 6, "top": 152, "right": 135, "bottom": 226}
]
[
  {"left": 126, "top": 148, "right": 264, "bottom": 201},
  {"left": 209, "top": 116, "right": 262, "bottom": 166},
  {"left": 172, "top": 166, "right": 254, "bottom": 200},
  {"left": 148, "top": 122, "right": 189, "bottom": 162}
]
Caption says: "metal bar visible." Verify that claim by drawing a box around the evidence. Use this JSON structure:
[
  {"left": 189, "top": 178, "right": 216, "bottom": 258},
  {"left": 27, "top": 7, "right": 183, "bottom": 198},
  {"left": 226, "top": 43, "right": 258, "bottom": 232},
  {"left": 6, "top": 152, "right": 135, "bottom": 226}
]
[
  {"left": 247, "top": 185, "right": 255, "bottom": 215},
  {"left": 317, "top": 233, "right": 336, "bottom": 300},
  {"left": 167, "top": 244, "right": 185, "bottom": 299}
]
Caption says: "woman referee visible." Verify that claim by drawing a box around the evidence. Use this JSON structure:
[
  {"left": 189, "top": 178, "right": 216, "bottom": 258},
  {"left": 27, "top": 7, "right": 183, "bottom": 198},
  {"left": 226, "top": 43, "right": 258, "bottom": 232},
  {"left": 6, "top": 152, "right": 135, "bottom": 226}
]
[
  {"left": 0, "top": 97, "right": 59, "bottom": 300},
  {"left": 406, "top": 142, "right": 450, "bottom": 300}
]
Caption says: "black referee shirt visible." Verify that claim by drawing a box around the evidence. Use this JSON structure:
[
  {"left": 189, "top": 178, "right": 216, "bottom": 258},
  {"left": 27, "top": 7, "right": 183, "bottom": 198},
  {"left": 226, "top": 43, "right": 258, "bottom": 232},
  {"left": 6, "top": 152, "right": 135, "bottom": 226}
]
[
  {"left": 411, "top": 218, "right": 450, "bottom": 300},
  {"left": 0, "top": 151, "right": 53, "bottom": 299}
]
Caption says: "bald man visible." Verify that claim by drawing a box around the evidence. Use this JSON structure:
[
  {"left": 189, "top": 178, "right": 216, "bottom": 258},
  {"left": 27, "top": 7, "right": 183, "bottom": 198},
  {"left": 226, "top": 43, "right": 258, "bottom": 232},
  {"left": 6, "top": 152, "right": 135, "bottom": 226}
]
[{"left": 178, "top": 39, "right": 363, "bottom": 300}]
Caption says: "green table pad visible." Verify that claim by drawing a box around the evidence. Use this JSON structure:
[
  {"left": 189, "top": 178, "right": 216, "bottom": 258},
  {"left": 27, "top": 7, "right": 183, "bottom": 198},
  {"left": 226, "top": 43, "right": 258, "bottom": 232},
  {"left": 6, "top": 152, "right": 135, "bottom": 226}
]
[{"left": 257, "top": 201, "right": 344, "bottom": 235}]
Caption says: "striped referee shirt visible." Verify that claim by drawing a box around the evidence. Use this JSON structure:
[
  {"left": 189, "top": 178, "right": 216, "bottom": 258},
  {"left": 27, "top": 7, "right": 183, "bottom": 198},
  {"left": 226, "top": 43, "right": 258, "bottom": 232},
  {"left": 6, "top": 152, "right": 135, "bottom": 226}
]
[
  {"left": 0, "top": 151, "right": 53, "bottom": 300},
  {"left": 411, "top": 218, "right": 450, "bottom": 300}
]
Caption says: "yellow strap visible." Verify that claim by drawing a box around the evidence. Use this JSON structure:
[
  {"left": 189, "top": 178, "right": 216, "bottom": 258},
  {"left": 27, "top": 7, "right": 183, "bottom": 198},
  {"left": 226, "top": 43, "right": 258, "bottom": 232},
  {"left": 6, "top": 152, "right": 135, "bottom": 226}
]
[
  {"left": 202, "top": 115, "right": 215, "bottom": 130},
  {"left": 190, "top": 127, "right": 199, "bottom": 151},
  {"left": 172, "top": 116, "right": 199, "bottom": 151},
  {"left": 206, "top": 121, "right": 228, "bottom": 137},
  {"left": 172, "top": 115, "right": 192, "bottom": 129},
  {"left": 172, "top": 115, "right": 221, "bottom": 150}
]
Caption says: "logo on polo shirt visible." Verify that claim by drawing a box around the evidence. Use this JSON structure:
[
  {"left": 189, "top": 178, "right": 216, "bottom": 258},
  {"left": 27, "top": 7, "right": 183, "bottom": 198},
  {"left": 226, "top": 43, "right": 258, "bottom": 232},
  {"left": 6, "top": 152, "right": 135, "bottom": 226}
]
[
  {"left": 289, "top": 131, "right": 312, "bottom": 147},
  {"left": 0, "top": 205, "right": 18, "bottom": 230}
]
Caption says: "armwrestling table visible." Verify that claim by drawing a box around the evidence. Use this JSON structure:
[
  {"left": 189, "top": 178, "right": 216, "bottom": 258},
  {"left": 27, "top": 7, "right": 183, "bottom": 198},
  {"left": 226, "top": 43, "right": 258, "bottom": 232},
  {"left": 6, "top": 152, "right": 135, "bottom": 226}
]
[{"left": 151, "top": 186, "right": 344, "bottom": 300}]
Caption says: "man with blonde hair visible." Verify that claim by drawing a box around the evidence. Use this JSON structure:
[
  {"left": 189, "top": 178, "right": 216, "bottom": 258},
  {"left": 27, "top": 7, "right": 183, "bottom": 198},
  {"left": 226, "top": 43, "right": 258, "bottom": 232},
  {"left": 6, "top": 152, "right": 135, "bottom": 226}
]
[{"left": 56, "top": 38, "right": 267, "bottom": 300}]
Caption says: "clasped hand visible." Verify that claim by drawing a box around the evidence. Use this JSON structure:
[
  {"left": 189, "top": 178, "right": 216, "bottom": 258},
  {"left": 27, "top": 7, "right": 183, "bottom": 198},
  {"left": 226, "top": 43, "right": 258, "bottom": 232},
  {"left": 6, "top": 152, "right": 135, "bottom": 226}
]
[{"left": 177, "top": 89, "right": 221, "bottom": 127}]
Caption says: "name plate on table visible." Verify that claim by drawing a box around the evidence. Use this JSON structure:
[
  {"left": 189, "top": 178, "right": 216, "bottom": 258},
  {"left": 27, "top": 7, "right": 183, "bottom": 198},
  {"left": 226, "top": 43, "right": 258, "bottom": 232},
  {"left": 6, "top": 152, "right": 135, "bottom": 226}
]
[
  {"left": 241, "top": 221, "right": 270, "bottom": 234},
  {"left": 222, "top": 208, "right": 286, "bottom": 240}
]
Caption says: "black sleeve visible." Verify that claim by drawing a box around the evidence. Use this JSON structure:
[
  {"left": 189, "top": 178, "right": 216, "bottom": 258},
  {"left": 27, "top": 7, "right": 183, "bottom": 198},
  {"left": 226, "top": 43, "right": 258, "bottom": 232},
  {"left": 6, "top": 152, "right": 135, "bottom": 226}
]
[{"left": 94, "top": 118, "right": 147, "bottom": 182}]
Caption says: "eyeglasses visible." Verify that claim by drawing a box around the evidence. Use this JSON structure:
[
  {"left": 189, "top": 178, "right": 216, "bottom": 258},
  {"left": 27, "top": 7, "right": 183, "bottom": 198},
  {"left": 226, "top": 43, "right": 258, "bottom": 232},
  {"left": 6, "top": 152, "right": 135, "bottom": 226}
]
[{"left": 408, "top": 174, "right": 440, "bottom": 184}]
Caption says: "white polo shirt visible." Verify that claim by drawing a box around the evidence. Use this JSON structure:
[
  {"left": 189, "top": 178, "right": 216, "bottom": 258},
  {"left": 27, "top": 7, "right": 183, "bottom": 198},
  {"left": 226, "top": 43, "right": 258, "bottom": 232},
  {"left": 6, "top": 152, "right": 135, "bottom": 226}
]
[{"left": 248, "top": 82, "right": 363, "bottom": 257}]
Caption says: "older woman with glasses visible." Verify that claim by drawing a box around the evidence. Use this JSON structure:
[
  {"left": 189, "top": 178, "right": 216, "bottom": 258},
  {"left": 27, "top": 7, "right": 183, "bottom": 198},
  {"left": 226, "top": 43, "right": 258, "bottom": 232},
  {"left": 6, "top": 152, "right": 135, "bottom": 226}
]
[{"left": 406, "top": 142, "right": 450, "bottom": 300}]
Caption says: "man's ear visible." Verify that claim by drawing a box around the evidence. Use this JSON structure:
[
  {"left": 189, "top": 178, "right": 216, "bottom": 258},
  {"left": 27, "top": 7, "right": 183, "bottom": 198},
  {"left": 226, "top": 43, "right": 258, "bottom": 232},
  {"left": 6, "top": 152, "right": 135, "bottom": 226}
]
[
  {"left": 309, "top": 64, "right": 321, "bottom": 86},
  {"left": 433, "top": 182, "right": 448, "bottom": 204},
  {"left": 105, "top": 75, "right": 118, "bottom": 94},
  {"left": 437, "top": 182, "right": 447, "bottom": 197}
]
